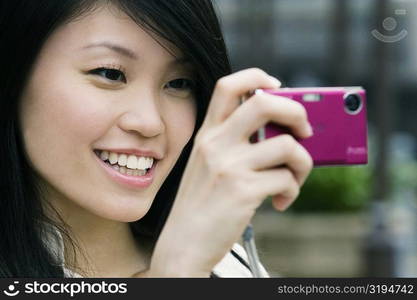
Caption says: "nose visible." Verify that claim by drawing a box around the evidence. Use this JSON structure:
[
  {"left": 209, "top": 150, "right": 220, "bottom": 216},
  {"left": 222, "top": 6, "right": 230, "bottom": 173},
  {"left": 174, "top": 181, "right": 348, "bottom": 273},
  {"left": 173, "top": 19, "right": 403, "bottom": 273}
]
[{"left": 118, "top": 92, "right": 165, "bottom": 138}]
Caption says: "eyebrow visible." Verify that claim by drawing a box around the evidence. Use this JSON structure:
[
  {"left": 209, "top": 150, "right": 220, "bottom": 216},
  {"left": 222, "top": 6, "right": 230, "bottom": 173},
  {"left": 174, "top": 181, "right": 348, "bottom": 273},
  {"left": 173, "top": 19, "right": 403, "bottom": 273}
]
[
  {"left": 170, "top": 57, "right": 192, "bottom": 68},
  {"left": 81, "top": 41, "right": 193, "bottom": 69},
  {"left": 82, "top": 42, "right": 139, "bottom": 60}
]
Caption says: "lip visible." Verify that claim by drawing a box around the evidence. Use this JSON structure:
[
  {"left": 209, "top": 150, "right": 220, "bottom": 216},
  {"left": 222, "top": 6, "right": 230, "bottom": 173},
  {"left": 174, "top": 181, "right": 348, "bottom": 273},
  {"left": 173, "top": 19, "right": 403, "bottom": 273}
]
[{"left": 93, "top": 151, "right": 157, "bottom": 189}]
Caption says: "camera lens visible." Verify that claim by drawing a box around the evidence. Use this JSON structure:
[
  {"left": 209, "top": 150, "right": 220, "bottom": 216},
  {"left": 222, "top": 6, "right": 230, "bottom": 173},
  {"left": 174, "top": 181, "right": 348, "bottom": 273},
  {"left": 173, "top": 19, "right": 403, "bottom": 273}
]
[{"left": 344, "top": 94, "right": 362, "bottom": 114}]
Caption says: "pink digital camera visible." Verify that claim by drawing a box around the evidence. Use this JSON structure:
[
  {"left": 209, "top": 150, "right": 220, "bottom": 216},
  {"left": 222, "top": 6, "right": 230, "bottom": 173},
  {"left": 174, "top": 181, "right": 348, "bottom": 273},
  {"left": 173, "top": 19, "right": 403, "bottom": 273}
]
[{"left": 251, "top": 87, "right": 368, "bottom": 167}]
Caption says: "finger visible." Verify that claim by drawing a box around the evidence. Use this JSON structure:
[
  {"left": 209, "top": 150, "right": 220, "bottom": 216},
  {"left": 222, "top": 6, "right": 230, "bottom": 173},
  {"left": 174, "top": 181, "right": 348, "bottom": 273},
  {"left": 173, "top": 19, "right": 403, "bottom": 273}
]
[
  {"left": 206, "top": 68, "right": 281, "bottom": 125},
  {"left": 243, "top": 134, "right": 313, "bottom": 185},
  {"left": 224, "top": 92, "right": 313, "bottom": 140},
  {"left": 248, "top": 167, "right": 300, "bottom": 210},
  {"left": 271, "top": 193, "right": 298, "bottom": 212}
]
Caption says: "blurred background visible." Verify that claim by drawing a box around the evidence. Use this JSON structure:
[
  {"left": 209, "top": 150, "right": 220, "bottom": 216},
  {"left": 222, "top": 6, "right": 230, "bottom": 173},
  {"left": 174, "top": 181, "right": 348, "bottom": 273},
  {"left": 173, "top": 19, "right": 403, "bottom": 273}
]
[{"left": 215, "top": 0, "right": 417, "bottom": 277}]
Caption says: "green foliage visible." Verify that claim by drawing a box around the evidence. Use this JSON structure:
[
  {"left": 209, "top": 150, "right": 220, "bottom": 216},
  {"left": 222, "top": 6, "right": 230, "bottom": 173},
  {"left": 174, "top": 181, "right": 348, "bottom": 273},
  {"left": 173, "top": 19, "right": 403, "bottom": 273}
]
[{"left": 288, "top": 165, "right": 372, "bottom": 213}]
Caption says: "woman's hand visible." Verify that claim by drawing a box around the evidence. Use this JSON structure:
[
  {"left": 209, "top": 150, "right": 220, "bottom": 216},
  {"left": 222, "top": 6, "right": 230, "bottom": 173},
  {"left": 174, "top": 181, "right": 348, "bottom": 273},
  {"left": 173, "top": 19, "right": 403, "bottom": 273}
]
[{"left": 147, "top": 68, "right": 313, "bottom": 277}]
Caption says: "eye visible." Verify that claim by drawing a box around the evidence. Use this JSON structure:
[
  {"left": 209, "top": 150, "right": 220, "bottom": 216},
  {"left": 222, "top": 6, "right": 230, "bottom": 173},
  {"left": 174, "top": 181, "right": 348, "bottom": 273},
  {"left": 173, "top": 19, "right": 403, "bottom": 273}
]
[
  {"left": 165, "top": 78, "right": 194, "bottom": 91},
  {"left": 89, "top": 67, "right": 127, "bottom": 83}
]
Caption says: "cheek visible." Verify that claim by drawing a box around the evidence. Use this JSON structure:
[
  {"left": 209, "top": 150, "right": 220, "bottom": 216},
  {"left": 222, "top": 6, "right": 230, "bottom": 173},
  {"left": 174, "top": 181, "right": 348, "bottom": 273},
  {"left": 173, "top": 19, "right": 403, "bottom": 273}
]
[
  {"left": 19, "top": 73, "right": 147, "bottom": 221},
  {"left": 21, "top": 74, "right": 110, "bottom": 155},
  {"left": 19, "top": 68, "right": 114, "bottom": 199}
]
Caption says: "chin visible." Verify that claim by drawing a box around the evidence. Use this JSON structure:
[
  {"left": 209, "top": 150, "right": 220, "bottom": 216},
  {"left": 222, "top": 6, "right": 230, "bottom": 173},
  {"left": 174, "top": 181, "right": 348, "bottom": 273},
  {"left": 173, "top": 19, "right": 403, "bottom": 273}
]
[
  {"left": 97, "top": 209, "right": 150, "bottom": 223},
  {"left": 83, "top": 197, "right": 153, "bottom": 223}
]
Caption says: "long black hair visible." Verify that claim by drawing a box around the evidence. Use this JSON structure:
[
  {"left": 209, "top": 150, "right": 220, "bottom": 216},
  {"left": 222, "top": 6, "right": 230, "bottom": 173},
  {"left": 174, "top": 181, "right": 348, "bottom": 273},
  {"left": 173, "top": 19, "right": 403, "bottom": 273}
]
[{"left": 0, "top": 0, "right": 231, "bottom": 277}]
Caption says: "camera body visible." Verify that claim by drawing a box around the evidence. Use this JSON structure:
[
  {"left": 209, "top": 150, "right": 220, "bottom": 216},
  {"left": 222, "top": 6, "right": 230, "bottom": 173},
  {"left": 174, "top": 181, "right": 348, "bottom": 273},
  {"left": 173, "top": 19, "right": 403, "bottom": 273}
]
[{"left": 252, "top": 87, "right": 368, "bottom": 166}]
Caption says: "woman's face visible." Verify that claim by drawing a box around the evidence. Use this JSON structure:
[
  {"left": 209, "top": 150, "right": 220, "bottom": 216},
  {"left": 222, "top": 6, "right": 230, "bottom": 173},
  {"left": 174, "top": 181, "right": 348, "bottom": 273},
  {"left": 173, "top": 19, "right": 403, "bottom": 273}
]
[{"left": 19, "top": 5, "right": 196, "bottom": 222}]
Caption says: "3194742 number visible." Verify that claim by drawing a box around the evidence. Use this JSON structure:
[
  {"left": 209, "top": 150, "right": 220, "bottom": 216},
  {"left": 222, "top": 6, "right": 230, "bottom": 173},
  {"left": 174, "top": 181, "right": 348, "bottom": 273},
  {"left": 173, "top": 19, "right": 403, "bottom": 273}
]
[{"left": 368, "top": 284, "right": 414, "bottom": 294}]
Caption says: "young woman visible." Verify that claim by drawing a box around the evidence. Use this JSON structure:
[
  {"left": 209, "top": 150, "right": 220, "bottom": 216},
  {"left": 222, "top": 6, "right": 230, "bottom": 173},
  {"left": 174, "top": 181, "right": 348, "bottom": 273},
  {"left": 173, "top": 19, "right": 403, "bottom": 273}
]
[{"left": 0, "top": 0, "right": 313, "bottom": 277}]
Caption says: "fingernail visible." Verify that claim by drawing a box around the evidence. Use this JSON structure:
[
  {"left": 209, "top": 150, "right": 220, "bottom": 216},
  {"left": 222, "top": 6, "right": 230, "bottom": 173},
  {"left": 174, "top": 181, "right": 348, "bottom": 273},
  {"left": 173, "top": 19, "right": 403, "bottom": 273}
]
[{"left": 269, "top": 76, "right": 281, "bottom": 87}]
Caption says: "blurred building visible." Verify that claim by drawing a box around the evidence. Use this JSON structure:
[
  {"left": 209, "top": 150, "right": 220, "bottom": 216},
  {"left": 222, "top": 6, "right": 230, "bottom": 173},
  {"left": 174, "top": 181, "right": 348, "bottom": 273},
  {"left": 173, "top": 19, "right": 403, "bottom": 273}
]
[
  {"left": 215, "top": 0, "right": 417, "bottom": 142},
  {"left": 215, "top": 0, "right": 417, "bottom": 277}
]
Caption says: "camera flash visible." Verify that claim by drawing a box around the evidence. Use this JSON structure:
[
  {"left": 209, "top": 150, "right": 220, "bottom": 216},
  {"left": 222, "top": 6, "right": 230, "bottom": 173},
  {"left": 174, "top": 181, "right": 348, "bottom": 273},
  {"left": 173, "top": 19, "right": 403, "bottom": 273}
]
[{"left": 302, "top": 93, "right": 322, "bottom": 102}]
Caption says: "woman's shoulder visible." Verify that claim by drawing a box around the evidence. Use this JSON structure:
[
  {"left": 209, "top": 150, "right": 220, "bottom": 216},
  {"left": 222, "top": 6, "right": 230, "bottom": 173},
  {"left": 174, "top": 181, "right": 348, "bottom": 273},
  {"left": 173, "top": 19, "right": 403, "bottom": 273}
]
[{"left": 212, "top": 243, "right": 269, "bottom": 278}]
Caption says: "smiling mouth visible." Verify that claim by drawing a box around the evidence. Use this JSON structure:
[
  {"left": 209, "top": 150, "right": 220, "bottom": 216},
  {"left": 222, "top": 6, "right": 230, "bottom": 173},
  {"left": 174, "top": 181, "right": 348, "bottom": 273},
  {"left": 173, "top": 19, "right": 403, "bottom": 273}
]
[{"left": 93, "top": 149, "right": 156, "bottom": 177}]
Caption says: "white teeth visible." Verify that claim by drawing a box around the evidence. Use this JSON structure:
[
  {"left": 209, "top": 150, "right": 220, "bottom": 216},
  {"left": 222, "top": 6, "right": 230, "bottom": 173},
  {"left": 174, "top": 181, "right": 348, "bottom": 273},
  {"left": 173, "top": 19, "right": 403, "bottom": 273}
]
[
  {"left": 100, "top": 150, "right": 109, "bottom": 161},
  {"left": 127, "top": 155, "right": 138, "bottom": 169},
  {"left": 144, "top": 158, "right": 150, "bottom": 169},
  {"left": 97, "top": 150, "right": 152, "bottom": 176},
  {"left": 147, "top": 157, "right": 154, "bottom": 169},
  {"left": 118, "top": 154, "right": 127, "bottom": 167},
  {"left": 119, "top": 166, "right": 126, "bottom": 174},
  {"left": 98, "top": 150, "right": 155, "bottom": 170},
  {"left": 109, "top": 152, "right": 118, "bottom": 164},
  {"left": 137, "top": 157, "right": 147, "bottom": 170}
]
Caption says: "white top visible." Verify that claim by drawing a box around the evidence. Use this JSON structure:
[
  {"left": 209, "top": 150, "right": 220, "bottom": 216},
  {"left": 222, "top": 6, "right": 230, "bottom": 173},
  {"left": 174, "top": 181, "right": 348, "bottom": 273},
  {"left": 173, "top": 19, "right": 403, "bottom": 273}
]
[{"left": 42, "top": 223, "right": 269, "bottom": 278}]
